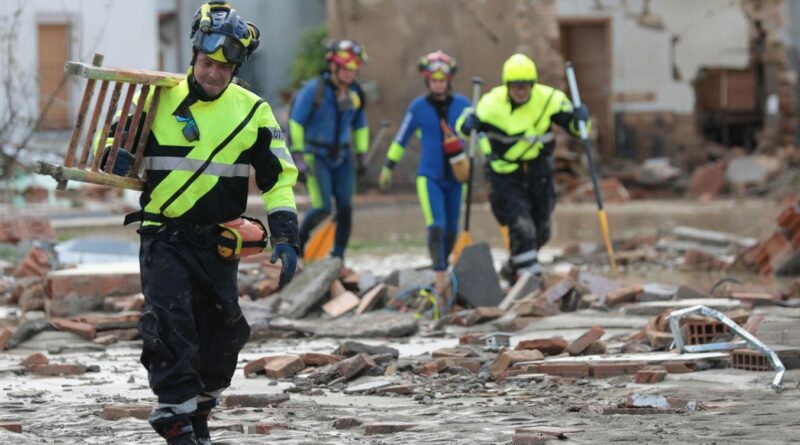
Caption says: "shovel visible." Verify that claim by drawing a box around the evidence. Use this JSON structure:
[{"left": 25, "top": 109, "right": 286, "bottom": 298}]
[
  {"left": 566, "top": 62, "right": 618, "bottom": 276},
  {"left": 451, "top": 76, "right": 485, "bottom": 263}
]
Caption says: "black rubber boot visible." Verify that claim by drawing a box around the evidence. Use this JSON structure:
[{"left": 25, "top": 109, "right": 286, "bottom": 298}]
[
  {"left": 191, "top": 400, "right": 216, "bottom": 445},
  {"left": 151, "top": 414, "right": 197, "bottom": 445}
]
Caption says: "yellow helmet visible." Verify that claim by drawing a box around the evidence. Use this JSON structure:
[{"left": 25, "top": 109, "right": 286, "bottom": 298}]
[{"left": 502, "top": 53, "right": 538, "bottom": 84}]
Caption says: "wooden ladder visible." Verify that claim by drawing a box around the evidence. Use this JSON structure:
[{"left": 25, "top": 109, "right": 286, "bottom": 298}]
[{"left": 35, "top": 53, "right": 182, "bottom": 191}]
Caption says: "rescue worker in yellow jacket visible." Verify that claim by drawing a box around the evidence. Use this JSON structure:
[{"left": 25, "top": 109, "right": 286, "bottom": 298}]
[
  {"left": 102, "top": 3, "right": 298, "bottom": 444},
  {"left": 458, "top": 53, "right": 589, "bottom": 282}
]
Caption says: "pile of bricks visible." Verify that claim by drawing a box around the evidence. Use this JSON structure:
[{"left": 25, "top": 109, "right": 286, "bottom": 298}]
[
  {"left": 0, "top": 217, "right": 55, "bottom": 244},
  {"left": 738, "top": 199, "right": 800, "bottom": 276}
]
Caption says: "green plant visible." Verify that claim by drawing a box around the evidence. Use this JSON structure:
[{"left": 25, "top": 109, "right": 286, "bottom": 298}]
[{"left": 287, "top": 24, "right": 328, "bottom": 90}]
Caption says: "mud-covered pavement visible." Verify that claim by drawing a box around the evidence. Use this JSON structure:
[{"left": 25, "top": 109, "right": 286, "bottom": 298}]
[{"left": 2, "top": 310, "right": 800, "bottom": 445}]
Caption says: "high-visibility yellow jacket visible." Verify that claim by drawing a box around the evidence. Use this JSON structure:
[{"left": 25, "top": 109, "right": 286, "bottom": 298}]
[
  {"left": 457, "top": 84, "right": 589, "bottom": 174},
  {"left": 102, "top": 77, "right": 298, "bottom": 240}
]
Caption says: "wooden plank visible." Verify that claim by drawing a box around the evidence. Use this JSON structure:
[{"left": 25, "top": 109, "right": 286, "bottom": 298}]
[
  {"left": 36, "top": 161, "right": 143, "bottom": 191},
  {"left": 515, "top": 351, "right": 729, "bottom": 367},
  {"left": 104, "top": 83, "right": 137, "bottom": 174},
  {"left": 64, "top": 62, "right": 182, "bottom": 87},
  {"left": 77, "top": 80, "right": 110, "bottom": 169},
  {"left": 91, "top": 82, "right": 123, "bottom": 172},
  {"left": 130, "top": 86, "right": 162, "bottom": 177}
]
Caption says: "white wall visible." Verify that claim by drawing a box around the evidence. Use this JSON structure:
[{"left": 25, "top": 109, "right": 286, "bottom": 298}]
[
  {"left": 557, "top": 0, "right": 750, "bottom": 113},
  {"left": 0, "top": 0, "right": 157, "bottom": 142}
]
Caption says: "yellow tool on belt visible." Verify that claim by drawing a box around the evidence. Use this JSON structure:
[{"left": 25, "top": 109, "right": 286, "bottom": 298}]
[{"left": 216, "top": 216, "right": 269, "bottom": 260}]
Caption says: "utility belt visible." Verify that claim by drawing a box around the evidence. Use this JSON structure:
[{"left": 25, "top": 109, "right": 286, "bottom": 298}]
[
  {"left": 307, "top": 140, "right": 351, "bottom": 161},
  {"left": 125, "top": 211, "right": 269, "bottom": 260}
]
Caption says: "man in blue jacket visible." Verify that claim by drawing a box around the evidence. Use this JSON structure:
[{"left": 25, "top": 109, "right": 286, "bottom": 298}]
[
  {"left": 289, "top": 39, "right": 368, "bottom": 260},
  {"left": 379, "top": 51, "right": 471, "bottom": 297}
]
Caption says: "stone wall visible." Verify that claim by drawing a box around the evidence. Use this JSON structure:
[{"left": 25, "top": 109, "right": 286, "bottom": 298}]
[{"left": 327, "top": 0, "right": 564, "bottom": 188}]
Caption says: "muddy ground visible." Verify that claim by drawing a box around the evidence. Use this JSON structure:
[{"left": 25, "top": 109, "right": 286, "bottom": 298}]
[
  {"left": 1, "top": 298, "right": 799, "bottom": 444},
  {"left": 1, "top": 198, "right": 797, "bottom": 444}
]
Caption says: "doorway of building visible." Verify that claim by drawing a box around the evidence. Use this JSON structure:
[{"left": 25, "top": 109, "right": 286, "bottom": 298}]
[
  {"left": 559, "top": 18, "right": 612, "bottom": 156},
  {"left": 37, "top": 23, "right": 71, "bottom": 130}
]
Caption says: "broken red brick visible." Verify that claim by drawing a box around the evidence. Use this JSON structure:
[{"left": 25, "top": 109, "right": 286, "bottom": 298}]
[
  {"left": 47, "top": 270, "right": 141, "bottom": 301},
  {"left": 604, "top": 284, "right": 643, "bottom": 306},
  {"left": 19, "top": 283, "right": 45, "bottom": 312},
  {"left": 565, "top": 326, "right": 605, "bottom": 356},
  {"left": 436, "top": 357, "right": 482, "bottom": 374},
  {"left": 645, "top": 329, "right": 673, "bottom": 349},
  {"left": 0, "top": 423, "right": 22, "bottom": 433},
  {"left": 0, "top": 328, "right": 13, "bottom": 350},
  {"left": 300, "top": 353, "right": 345, "bottom": 367},
  {"left": 333, "top": 418, "right": 362, "bottom": 429},
  {"left": 263, "top": 355, "right": 305, "bottom": 379},
  {"left": 376, "top": 384, "right": 417, "bottom": 395},
  {"left": 490, "top": 350, "right": 544, "bottom": 378},
  {"left": 337, "top": 353, "right": 375, "bottom": 380},
  {"left": 100, "top": 404, "right": 151, "bottom": 420},
  {"left": 515, "top": 297, "right": 560, "bottom": 317},
  {"left": 13, "top": 247, "right": 50, "bottom": 278},
  {"left": 459, "top": 333, "right": 483, "bottom": 345},
  {"left": 364, "top": 423, "right": 415, "bottom": 435},
  {"left": 590, "top": 362, "right": 644, "bottom": 378},
  {"left": 30, "top": 363, "right": 86, "bottom": 376},
  {"left": 223, "top": 393, "right": 289, "bottom": 408},
  {"left": 464, "top": 307, "right": 506, "bottom": 326},
  {"left": 330, "top": 279, "right": 346, "bottom": 298},
  {"left": 103, "top": 328, "right": 140, "bottom": 341},
  {"left": 584, "top": 340, "right": 608, "bottom": 356},
  {"left": 243, "top": 357, "right": 274, "bottom": 378},
  {"left": 512, "top": 431, "right": 553, "bottom": 445},
  {"left": 50, "top": 318, "right": 96, "bottom": 340},
  {"left": 415, "top": 361, "right": 439, "bottom": 376},
  {"left": 431, "top": 347, "right": 472, "bottom": 358},
  {"left": 248, "top": 423, "right": 289, "bottom": 434},
  {"left": 538, "top": 362, "right": 590, "bottom": 378},
  {"left": 356, "top": 283, "right": 386, "bottom": 315},
  {"left": 516, "top": 338, "right": 568, "bottom": 355},
  {"left": 20, "top": 352, "right": 48, "bottom": 369},
  {"left": 322, "top": 291, "right": 360, "bottom": 318},
  {"left": 635, "top": 366, "right": 668, "bottom": 384},
  {"left": 660, "top": 361, "right": 695, "bottom": 373}
]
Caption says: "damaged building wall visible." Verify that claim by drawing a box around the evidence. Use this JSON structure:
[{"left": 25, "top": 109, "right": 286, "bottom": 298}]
[
  {"left": 556, "top": 0, "right": 751, "bottom": 162},
  {"left": 327, "top": 0, "right": 564, "bottom": 187}
]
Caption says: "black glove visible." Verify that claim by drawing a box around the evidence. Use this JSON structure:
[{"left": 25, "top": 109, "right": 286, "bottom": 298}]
[
  {"left": 574, "top": 104, "right": 589, "bottom": 123},
  {"left": 270, "top": 243, "right": 298, "bottom": 288},
  {"left": 460, "top": 112, "right": 480, "bottom": 134},
  {"left": 356, "top": 153, "right": 367, "bottom": 177},
  {"left": 100, "top": 147, "right": 135, "bottom": 176}
]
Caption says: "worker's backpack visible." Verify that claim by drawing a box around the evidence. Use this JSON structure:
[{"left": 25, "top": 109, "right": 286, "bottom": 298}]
[{"left": 285, "top": 75, "right": 365, "bottom": 148}]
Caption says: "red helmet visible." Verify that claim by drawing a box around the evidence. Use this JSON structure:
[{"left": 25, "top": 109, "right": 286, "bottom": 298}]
[
  {"left": 325, "top": 39, "right": 367, "bottom": 70},
  {"left": 417, "top": 51, "right": 457, "bottom": 80}
]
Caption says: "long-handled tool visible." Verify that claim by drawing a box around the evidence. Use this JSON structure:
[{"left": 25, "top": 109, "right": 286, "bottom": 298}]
[
  {"left": 565, "top": 62, "right": 618, "bottom": 276},
  {"left": 451, "top": 76, "right": 484, "bottom": 262},
  {"left": 304, "top": 119, "right": 393, "bottom": 262}
]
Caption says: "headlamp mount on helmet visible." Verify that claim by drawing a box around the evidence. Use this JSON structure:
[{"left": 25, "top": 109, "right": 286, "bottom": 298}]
[
  {"left": 325, "top": 39, "right": 367, "bottom": 70},
  {"left": 190, "top": 1, "right": 260, "bottom": 65},
  {"left": 417, "top": 51, "right": 457, "bottom": 81}
]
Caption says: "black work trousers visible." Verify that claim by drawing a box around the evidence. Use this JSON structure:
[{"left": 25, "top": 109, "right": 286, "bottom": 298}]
[
  {"left": 137, "top": 224, "right": 250, "bottom": 405},
  {"left": 487, "top": 156, "right": 556, "bottom": 272}
]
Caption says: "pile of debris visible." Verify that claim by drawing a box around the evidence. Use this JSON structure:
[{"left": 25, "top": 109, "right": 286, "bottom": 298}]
[{"left": 736, "top": 199, "right": 800, "bottom": 276}]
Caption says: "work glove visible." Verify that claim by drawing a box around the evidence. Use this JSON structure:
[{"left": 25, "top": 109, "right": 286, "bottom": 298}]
[
  {"left": 573, "top": 104, "right": 590, "bottom": 123},
  {"left": 356, "top": 153, "right": 367, "bottom": 177},
  {"left": 100, "top": 147, "right": 135, "bottom": 176},
  {"left": 378, "top": 166, "right": 392, "bottom": 191},
  {"left": 460, "top": 112, "right": 481, "bottom": 135},
  {"left": 292, "top": 152, "right": 307, "bottom": 183},
  {"left": 270, "top": 242, "right": 298, "bottom": 288}
]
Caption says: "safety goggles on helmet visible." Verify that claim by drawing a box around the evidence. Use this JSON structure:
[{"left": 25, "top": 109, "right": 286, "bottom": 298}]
[
  {"left": 425, "top": 60, "right": 454, "bottom": 78},
  {"left": 327, "top": 39, "right": 367, "bottom": 70},
  {"left": 194, "top": 31, "right": 247, "bottom": 65}
]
